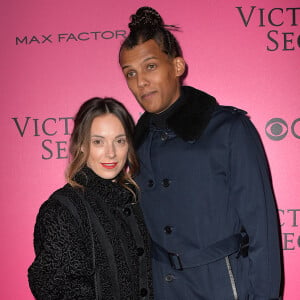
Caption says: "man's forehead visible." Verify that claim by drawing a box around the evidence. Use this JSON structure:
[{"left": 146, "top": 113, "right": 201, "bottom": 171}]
[{"left": 120, "top": 40, "right": 168, "bottom": 67}]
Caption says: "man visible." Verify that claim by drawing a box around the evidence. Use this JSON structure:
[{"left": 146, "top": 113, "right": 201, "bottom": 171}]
[{"left": 119, "top": 6, "right": 281, "bottom": 300}]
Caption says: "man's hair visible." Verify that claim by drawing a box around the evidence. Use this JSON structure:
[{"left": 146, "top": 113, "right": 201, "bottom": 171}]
[{"left": 119, "top": 6, "right": 183, "bottom": 58}]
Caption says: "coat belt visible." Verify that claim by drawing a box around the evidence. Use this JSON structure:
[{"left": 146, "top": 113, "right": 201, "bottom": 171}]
[{"left": 152, "top": 232, "right": 249, "bottom": 270}]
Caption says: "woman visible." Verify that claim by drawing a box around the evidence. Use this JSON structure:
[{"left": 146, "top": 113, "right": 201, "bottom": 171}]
[{"left": 28, "top": 97, "right": 153, "bottom": 299}]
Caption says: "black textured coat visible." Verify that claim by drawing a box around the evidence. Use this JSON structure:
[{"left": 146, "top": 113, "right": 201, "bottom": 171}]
[{"left": 28, "top": 166, "right": 153, "bottom": 299}]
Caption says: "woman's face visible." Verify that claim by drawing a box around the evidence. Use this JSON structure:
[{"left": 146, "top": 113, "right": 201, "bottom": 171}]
[{"left": 86, "top": 113, "right": 129, "bottom": 180}]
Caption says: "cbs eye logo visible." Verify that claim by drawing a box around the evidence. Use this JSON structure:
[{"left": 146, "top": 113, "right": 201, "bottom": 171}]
[{"left": 265, "top": 118, "right": 300, "bottom": 141}]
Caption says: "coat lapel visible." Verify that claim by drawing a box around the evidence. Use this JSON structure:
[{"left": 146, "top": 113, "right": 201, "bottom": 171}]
[{"left": 134, "top": 86, "right": 218, "bottom": 147}]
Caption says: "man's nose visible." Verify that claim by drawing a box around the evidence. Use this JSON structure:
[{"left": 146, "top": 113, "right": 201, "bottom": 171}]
[{"left": 137, "top": 73, "right": 149, "bottom": 88}]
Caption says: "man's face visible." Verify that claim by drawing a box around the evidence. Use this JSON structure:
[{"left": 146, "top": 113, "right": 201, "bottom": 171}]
[{"left": 120, "top": 39, "right": 185, "bottom": 114}]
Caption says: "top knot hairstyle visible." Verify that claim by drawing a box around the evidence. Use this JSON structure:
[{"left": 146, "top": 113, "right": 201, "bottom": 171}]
[{"left": 120, "top": 6, "right": 183, "bottom": 58}]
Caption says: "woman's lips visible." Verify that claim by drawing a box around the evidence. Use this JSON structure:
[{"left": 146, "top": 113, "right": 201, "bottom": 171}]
[{"left": 101, "top": 163, "right": 118, "bottom": 169}]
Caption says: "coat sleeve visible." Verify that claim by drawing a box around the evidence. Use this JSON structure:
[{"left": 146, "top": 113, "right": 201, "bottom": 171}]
[
  {"left": 28, "top": 197, "right": 94, "bottom": 300},
  {"left": 229, "top": 114, "right": 282, "bottom": 300}
]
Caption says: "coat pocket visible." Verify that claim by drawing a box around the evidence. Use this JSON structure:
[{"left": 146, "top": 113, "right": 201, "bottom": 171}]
[
  {"left": 205, "top": 257, "right": 244, "bottom": 300},
  {"left": 225, "top": 256, "right": 238, "bottom": 300}
]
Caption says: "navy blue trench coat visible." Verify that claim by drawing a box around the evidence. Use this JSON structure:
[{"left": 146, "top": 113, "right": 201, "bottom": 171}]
[{"left": 134, "top": 86, "right": 281, "bottom": 300}]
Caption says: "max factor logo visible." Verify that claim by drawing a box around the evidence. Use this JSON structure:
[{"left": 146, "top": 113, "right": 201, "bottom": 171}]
[
  {"left": 236, "top": 6, "right": 300, "bottom": 51},
  {"left": 265, "top": 118, "right": 300, "bottom": 140},
  {"left": 16, "top": 30, "right": 126, "bottom": 46}
]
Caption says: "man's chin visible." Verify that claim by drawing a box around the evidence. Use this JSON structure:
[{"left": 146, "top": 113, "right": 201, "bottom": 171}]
[
  {"left": 142, "top": 106, "right": 161, "bottom": 114},
  {"left": 138, "top": 103, "right": 155, "bottom": 114}
]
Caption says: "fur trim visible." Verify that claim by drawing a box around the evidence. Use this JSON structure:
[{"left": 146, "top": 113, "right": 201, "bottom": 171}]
[{"left": 134, "top": 86, "right": 218, "bottom": 147}]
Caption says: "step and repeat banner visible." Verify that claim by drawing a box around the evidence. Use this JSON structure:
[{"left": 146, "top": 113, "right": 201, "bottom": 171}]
[{"left": 1, "top": 0, "right": 299, "bottom": 298}]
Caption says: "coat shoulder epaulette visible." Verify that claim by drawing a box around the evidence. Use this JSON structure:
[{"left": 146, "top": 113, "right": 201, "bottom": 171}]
[{"left": 219, "top": 106, "right": 247, "bottom": 115}]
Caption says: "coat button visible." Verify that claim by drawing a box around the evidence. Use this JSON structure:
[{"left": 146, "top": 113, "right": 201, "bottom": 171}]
[
  {"left": 162, "top": 178, "right": 170, "bottom": 187},
  {"left": 123, "top": 207, "right": 131, "bottom": 216},
  {"left": 147, "top": 179, "right": 154, "bottom": 187},
  {"left": 136, "top": 247, "right": 144, "bottom": 256},
  {"left": 161, "top": 132, "right": 168, "bottom": 141},
  {"left": 165, "top": 274, "right": 175, "bottom": 282},
  {"left": 164, "top": 225, "right": 173, "bottom": 234},
  {"left": 140, "top": 288, "right": 148, "bottom": 297}
]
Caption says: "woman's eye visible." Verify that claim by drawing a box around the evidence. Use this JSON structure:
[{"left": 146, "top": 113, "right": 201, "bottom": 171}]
[
  {"left": 92, "top": 139, "right": 103, "bottom": 146},
  {"left": 116, "top": 138, "right": 127, "bottom": 145}
]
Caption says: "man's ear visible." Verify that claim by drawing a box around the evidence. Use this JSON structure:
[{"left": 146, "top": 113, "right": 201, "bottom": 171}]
[{"left": 174, "top": 57, "right": 186, "bottom": 77}]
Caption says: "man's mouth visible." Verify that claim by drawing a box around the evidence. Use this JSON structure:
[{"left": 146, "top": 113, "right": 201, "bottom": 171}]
[{"left": 141, "top": 91, "right": 157, "bottom": 100}]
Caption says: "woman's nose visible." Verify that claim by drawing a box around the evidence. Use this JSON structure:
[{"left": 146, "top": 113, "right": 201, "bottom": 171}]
[{"left": 105, "top": 143, "right": 116, "bottom": 158}]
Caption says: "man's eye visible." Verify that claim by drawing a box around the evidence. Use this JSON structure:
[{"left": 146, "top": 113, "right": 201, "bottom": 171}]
[
  {"left": 147, "top": 63, "right": 156, "bottom": 70},
  {"left": 126, "top": 71, "right": 136, "bottom": 78}
]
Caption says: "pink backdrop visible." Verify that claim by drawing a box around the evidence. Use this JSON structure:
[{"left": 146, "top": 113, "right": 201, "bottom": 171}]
[{"left": 1, "top": 0, "right": 299, "bottom": 298}]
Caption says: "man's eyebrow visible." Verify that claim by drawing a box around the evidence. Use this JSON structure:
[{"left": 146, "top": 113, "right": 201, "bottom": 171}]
[{"left": 122, "top": 56, "right": 158, "bottom": 70}]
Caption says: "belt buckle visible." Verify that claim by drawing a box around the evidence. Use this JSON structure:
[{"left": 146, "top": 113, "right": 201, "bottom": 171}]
[
  {"left": 236, "top": 232, "right": 249, "bottom": 258},
  {"left": 168, "top": 252, "right": 183, "bottom": 270}
]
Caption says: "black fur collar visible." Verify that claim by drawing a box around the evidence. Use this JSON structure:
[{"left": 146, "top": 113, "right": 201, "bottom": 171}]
[{"left": 134, "top": 86, "right": 218, "bottom": 147}]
